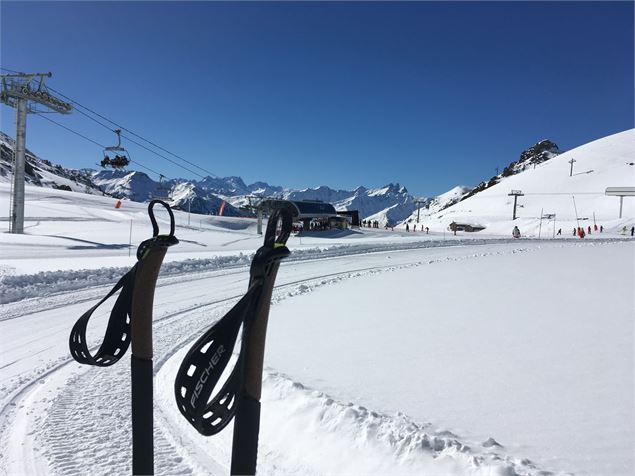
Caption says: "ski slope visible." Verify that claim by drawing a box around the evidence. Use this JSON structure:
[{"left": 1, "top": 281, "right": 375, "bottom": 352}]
[
  {"left": 409, "top": 129, "right": 635, "bottom": 235},
  {"left": 1, "top": 153, "right": 634, "bottom": 475}
]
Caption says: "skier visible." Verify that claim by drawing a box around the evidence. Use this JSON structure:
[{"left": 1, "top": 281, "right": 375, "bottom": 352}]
[
  {"left": 512, "top": 226, "right": 521, "bottom": 239},
  {"left": 425, "top": 226, "right": 429, "bottom": 234},
  {"left": 406, "top": 223, "right": 410, "bottom": 232},
  {"left": 631, "top": 226, "right": 634, "bottom": 237},
  {"left": 587, "top": 225, "right": 592, "bottom": 235},
  {"left": 573, "top": 228, "right": 576, "bottom": 236},
  {"left": 594, "top": 224, "right": 598, "bottom": 232},
  {"left": 600, "top": 225, "right": 604, "bottom": 233},
  {"left": 557, "top": 228, "right": 562, "bottom": 236}
]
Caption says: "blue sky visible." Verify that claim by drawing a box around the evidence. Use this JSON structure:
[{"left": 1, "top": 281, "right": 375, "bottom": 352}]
[{"left": 1, "top": 1, "right": 633, "bottom": 197}]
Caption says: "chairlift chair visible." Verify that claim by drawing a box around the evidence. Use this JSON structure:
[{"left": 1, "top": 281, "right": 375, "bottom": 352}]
[
  {"left": 101, "top": 129, "right": 131, "bottom": 169},
  {"left": 153, "top": 174, "right": 170, "bottom": 200}
]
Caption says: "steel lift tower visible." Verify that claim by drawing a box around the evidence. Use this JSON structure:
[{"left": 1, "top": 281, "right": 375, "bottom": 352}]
[
  {"left": 414, "top": 198, "right": 426, "bottom": 224},
  {"left": 508, "top": 189, "right": 524, "bottom": 220},
  {"left": 1, "top": 72, "right": 72, "bottom": 233}
]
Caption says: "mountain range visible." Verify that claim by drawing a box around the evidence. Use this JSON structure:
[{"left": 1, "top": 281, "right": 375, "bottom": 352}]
[{"left": 2, "top": 130, "right": 577, "bottom": 225}]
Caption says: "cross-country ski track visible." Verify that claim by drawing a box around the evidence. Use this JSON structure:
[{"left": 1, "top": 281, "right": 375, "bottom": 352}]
[{"left": 1, "top": 239, "right": 632, "bottom": 475}]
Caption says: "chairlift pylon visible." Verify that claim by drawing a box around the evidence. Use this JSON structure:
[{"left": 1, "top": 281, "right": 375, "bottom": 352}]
[{"left": 101, "top": 129, "right": 131, "bottom": 169}]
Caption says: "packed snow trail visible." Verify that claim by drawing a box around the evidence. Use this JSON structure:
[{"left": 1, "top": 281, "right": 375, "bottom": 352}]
[
  {"left": 2, "top": 237, "right": 628, "bottom": 306},
  {"left": 265, "top": 242, "right": 634, "bottom": 476},
  {"left": 0, "top": 241, "right": 579, "bottom": 476},
  {"left": 1, "top": 236, "right": 580, "bottom": 305}
]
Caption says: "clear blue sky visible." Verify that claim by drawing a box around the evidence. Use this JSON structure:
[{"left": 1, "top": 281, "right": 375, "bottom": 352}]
[{"left": 1, "top": 1, "right": 633, "bottom": 197}]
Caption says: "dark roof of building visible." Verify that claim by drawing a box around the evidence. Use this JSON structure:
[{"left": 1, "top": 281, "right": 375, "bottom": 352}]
[
  {"left": 261, "top": 199, "right": 338, "bottom": 219},
  {"left": 293, "top": 200, "right": 337, "bottom": 217}
]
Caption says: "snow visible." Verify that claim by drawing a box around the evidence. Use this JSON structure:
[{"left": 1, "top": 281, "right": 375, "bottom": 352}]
[
  {"left": 423, "top": 185, "right": 472, "bottom": 215},
  {"left": 265, "top": 242, "right": 634, "bottom": 476},
  {"left": 412, "top": 129, "right": 635, "bottom": 235},
  {"left": 1, "top": 129, "right": 634, "bottom": 475}
]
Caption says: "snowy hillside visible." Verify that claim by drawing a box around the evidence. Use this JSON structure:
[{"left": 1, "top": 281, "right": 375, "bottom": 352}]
[
  {"left": 401, "top": 139, "right": 567, "bottom": 227},
  {"left": 409, "top": 129, "right": 635, "bottom": 235},
  {"left": 1, "top": 180, "right": 633, "bottom": 476},
  {"left": 93, "top": 169, "right": 165, "bottom": 202},
  {"left": 93, "top": 170, "right": 243, "bottom": 216},
  {"left": 0, "top": 132, "right": 104, "bottom": 195},
  {"left": 417, "top": 185, "right": 472, "bottom": 218}
]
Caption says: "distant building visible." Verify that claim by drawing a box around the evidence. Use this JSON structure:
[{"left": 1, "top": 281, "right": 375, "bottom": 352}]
[
  {"left": 448, "top": 221, "right": 486, "bottom": 232},
  {"left": 260, "top": 199, "right": 352, "bottom": 230},
  {"left": 336, "top": 210, "right": 360, "bottom": 227}
]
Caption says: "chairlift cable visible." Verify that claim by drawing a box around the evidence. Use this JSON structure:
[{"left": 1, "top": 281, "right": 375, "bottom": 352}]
[
  {"left": 33, "top": 112, "right": 106, "bottom": 148},
  {"left": 32, "top": 113, "right": 165, "bottom": 177},
  {"left": 44, "top": 84, "right": 218, "bottom": 178},
  {"left": 2, "top": 68, "right": 217, "bottom": 179},
  {"left": 42, "top": 93, "right": 207, "bottom": 179}
]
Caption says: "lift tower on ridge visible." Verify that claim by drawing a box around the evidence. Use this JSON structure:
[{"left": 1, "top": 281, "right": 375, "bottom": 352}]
[{"left": 1, "top": 72, "right": 72, "bottom": 233}]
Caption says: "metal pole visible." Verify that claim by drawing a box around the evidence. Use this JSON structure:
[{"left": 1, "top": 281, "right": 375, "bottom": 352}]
[
  {"left": 414, "top": 199, "right": 425, "bottom": 224},
  {"left": 538, "top": 208, "right": 543, "bottom": 239},
  {"left": 257, "top": 208, "right": 263, "bottom": 235},
  {"left": 619, "top": 196, "right": 624, "bottom": 219},
  {"left": 553, "top": 214, "right": 556, "bottom": 239},
  {"left": 188, "top": 199, "right": 191, "bottom": 226},
  {"left": 11, "top": 98, "right": 27, "bottom": 234},
  {"left": 513, "top": 195, "right": 518, "bottom": 220},
  {"left": 128, "top": 219, "right": 133, "bottom": 257},
  {"left": 572, "top": 196, "right": 580, "bottom": 228}
]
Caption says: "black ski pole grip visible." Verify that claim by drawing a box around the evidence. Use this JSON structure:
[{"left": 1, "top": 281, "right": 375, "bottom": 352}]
[
  {"left": 243, "top": 264, "right": 280, "bottom": 401},
  {"left": 130, "top": 200, "right": 177, "bottom": 476}
]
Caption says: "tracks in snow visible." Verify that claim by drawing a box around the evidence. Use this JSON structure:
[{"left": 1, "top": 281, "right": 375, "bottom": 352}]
[{"left": 1, "top": 243, "right": 569, "bottom": 475}]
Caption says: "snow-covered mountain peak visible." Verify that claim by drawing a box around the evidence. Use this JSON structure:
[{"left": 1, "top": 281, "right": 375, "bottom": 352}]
[{"left": 368, "top": 182, "right": 408, "bottom": 196}]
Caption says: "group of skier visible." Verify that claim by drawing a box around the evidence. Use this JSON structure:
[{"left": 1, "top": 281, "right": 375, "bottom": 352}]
[
  {"left": 573, "top": 224, "right": 603, "bottom": 238},
  {"left": 404, "top": 223, "right": 429, "bottom": 233},
  {"left": 100, "top": 154, "right": 130, "bottom": 169},
  {"left": 361, "top": 219, "right": 380, "bottom": 228}
]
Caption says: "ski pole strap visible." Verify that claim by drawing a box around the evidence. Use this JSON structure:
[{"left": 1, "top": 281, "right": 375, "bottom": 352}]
[
  {"left": 174, "top": 206, "right": 292, "bottom": 436},
  {"left": 69, "top": 200, "right": 178, "bottom": 367}
]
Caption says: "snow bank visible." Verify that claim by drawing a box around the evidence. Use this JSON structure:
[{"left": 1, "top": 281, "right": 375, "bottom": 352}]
[
  {"left": 259, "top": 370, "right": 542, "bottom": 475},
  {"left": 1, "top": 237, "right": 598, "bottom": 304}
]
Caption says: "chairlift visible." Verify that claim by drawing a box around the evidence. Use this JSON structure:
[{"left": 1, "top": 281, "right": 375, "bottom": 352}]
[
  {"left": 153, "top": 174, "right": 170, "bottom": 200},
  {"left": 101, "top": 129, "right": 131, "bottom": 169}
]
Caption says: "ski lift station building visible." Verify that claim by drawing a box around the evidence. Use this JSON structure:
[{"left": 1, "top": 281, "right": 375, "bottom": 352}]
[{"left": 261, "top": 199, "right": 353, "bottom": 230}]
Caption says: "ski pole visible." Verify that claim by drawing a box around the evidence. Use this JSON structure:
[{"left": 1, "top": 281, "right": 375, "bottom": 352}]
[
  {"left": 69, "top": 200, "right": 178, "bottom": 475},
  {"left": 174, "top": 205, "right": 293, "bottom": 475}
]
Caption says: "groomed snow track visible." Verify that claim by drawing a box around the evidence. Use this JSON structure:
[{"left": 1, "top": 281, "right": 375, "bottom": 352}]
[{"left": 1, "top": 239, "right": 626, "bottom": 475}]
